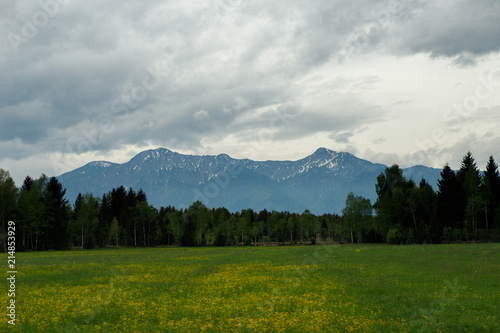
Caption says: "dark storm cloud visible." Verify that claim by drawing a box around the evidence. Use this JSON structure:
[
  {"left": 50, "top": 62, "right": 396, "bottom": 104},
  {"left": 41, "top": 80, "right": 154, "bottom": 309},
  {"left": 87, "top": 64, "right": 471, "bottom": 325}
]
[{"left": 393, "top": 0, "right": 500, "bottom": 65}]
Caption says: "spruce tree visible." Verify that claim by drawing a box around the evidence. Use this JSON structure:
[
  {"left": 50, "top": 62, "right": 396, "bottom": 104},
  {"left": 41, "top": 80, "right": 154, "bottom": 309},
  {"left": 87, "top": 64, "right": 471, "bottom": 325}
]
[
  {"left": 43, "top": 177, "right": 69, "bottom": 250},
  {"left": 437, "top": 164, "right": 463, "bottom": 229},
  {"left": 457, "top": 152, "right": 482, "bottom": 238},
  {"left": 0, "top": 169, "right": 18, "bottom": 230},
  {"left": 482, "top": 156, "right": 500, "bottom": 230}
]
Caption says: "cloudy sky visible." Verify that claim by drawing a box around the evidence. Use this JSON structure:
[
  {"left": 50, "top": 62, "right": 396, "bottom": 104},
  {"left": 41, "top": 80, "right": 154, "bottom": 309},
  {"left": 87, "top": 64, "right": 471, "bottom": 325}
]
[{"left": 1, "top": 0, "right": 500, "bottom": 185}]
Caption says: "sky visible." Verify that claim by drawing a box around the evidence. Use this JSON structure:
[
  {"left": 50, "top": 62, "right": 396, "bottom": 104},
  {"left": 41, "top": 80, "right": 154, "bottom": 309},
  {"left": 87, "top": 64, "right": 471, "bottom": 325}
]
[{"left": 1, "top": 0, "right": 500, "bottom": 186}]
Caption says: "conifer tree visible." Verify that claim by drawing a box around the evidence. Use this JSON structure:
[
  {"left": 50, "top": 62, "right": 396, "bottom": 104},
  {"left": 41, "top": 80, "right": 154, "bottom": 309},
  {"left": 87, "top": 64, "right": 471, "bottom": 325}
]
[
  {"left": 43, "top": 177, "right": 69, "bottom": 250},
  {"left": 437, "top": 164, "right": 462, "bottom": 229},
  {"left": 482, "top": 156, "right": 500, "bottom": 230}
]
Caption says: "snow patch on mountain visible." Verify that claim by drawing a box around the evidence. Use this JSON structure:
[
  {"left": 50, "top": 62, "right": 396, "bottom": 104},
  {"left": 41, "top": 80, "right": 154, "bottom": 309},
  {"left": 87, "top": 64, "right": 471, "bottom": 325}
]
[{"left": 57, "top": 147, "right": 443, "bottom": 214}]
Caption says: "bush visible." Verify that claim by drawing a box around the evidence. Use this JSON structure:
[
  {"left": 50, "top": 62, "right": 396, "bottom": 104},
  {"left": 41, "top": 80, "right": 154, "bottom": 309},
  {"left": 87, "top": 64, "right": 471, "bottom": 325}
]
[
  {"left": 406, "top": 229, "right": 415, "bottom": 244},
  {"left": 386, "top": 228, "right": 404, "bottom": 245},
  {"left": 453, "top": 228, "right": 469, "bottom": 242},
  {"left": 443, "top": 226, "right": 453, "bottom": 243}
]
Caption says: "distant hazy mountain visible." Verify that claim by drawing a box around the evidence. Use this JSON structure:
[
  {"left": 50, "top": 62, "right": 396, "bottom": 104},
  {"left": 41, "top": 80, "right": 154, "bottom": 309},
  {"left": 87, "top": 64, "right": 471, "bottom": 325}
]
[{"left": 57, "top": 148, "right": 443, "bottom": 214}]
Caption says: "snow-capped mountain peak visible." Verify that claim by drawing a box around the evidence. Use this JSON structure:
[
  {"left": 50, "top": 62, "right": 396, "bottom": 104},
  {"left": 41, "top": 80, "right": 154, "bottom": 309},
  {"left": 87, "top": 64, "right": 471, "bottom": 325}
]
[{"left": 57, "top": 148, "right": 442, "bottom": 214}]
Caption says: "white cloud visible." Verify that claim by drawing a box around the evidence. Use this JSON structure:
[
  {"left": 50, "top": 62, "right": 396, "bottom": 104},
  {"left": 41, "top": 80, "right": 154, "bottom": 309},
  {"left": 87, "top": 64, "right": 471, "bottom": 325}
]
[{"left": 193, "top": 110, "right": 209, "bottom": 121}]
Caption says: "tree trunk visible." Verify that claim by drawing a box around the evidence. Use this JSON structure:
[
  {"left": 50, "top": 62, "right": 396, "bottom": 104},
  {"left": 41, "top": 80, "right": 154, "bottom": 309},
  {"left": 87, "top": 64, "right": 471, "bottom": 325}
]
[
  {"left": 357, "top": 219, "right": 360, "bottom": 244},
  {"left": 411, "top": 206, "right": 417, "bottom": 233},
  {"left": 350, "top": 221, "right": 354, "bottom": 244},
  {"left": 134, "top": 220, "right": 137, "bottom": 247}
]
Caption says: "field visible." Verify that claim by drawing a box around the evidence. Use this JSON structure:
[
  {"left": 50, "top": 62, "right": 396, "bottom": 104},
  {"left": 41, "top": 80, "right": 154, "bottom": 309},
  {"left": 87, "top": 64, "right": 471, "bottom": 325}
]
[{"left": 3, "top": 244, "right": 500, "bottom": 332}]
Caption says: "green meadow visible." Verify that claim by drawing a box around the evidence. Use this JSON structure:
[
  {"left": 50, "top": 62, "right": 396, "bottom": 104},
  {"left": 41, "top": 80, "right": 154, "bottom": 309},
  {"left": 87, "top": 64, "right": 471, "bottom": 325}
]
[{"left": 3, "top": 244, "right": 499, "bottom": 332}]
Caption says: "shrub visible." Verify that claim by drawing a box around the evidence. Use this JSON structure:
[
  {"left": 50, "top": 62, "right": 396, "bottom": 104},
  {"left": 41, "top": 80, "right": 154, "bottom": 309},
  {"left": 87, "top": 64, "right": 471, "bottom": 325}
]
[
  {"left": 386, "top": 228, "right": 404, "bottom": 245},
  {"left": 453, "top": 228, "right": 469, "bottom": 242},
  {"left": 443, "top": 226, "right": 453, "bottom": 243}
]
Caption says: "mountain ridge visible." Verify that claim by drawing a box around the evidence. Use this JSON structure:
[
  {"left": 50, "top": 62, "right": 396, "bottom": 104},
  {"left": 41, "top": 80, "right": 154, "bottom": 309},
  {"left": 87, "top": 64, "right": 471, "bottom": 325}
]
[{"left": 57, "top": 147, "right": 443, "bottom": 214}]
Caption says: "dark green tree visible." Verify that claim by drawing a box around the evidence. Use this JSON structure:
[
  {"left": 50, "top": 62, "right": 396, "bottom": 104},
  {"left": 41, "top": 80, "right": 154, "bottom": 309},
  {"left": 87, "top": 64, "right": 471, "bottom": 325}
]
[
  {"left": 137, "top": 188, "right": 147, "bottom": 202},
  {"left": 408, "top": 179, "right": 438, "bottom": 243},
  {"left": 0, "top": 169, "right": 18, "bottom": 231},
  {"left": 97, "top": 193, "right": 113, "bottom": 247},
  {"left": 374, "top": 165, "right": 412, "bottom": 236},
  {"left": 458, "top": 153, "right": 482, "bottom": 238},
  {"left": 17, "top": 175, "right": 47, "bottom": 250},
  {"left": 43, "top": 177, "right": 70, "bottom": 250},
  {"left": 181, "top": 201, "right": 205, "bottom": 246},
  {"left": 482, "top": 156, "right": 500, "bottom": 230},
  {"left": 0, "top": 169, "right": 17, "bottom": 252},
  {"left": 437, "top": 164, "right": 462, "bottom": 230}
]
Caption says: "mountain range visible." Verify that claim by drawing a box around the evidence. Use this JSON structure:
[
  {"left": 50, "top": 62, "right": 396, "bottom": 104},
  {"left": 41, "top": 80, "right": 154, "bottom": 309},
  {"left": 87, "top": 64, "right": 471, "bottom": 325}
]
[{"left": 57, "top": 148, "right": 443, "bottom": 214}]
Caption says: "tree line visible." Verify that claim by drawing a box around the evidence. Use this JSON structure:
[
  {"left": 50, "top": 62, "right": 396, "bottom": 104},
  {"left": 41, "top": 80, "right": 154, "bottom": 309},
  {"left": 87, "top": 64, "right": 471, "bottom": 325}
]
[
  {"left": 370, "top": 152, "right": 500, "bottom": 244},
  {"left": 1, "top": 151, "right": 499, "bottom": 251},
  {"left": 341, "top": 151, "right": 500, "bottom": 244}
]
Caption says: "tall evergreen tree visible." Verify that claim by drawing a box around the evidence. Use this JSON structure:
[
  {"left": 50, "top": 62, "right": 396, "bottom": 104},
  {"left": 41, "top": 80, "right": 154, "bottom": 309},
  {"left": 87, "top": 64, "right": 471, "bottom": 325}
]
[
  {"left": 181, "top": 204, "right": 198, "bottom": 247},
  {"left": 110, "top": 186, "right": 127, "bottom": 245},
  {"left": 437, "top": 164, "right": 463, "bottom": 230},
  {"left": 43, "top": 177, "right": 70, "bottom": 250},
  {"left": 111, "top": 186, "right": 127, "bottom": 220},
  {"left": 179, "top": 201, "right": 209, "bottom": 246},
  {"left": 0, "top": 169, "right": 18, "bottom": 230},
  {"left": 97, "top": 193, "right": 113, "bottom": 247},
  {"left": 125, "top": 188, "right": 139, "bottom": 245},
  {"left": 73, "top": 193, "right": 83, "bottom": 220},
  {"left": 137, "top": 189, "right": 147, "bottom": 203},
  {"left": 458, "top": 153, "right": 482, "bottom": 238},
  {"left": 482, "top": 156, "right": 500, "bottom": 230},
  {"left": 21, "top": 176, "right": 33, "bottom": 192}
]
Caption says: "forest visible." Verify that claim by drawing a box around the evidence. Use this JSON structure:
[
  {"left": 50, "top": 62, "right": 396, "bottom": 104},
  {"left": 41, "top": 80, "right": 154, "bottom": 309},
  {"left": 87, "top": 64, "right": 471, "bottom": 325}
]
[{"left": 1, "top": 151, "right": 499, "bottom": 251}]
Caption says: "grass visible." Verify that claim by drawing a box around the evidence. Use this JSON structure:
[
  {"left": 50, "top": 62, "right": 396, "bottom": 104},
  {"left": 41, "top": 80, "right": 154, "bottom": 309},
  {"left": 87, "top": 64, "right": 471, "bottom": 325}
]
[{"left": 3, "top": 244, "right": 500, "bottom": 332}]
